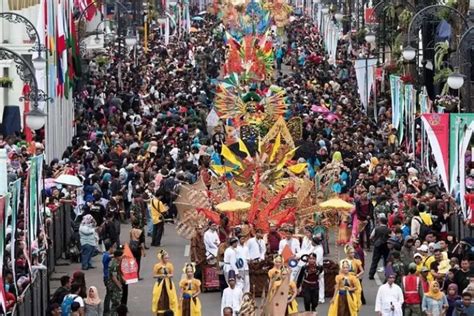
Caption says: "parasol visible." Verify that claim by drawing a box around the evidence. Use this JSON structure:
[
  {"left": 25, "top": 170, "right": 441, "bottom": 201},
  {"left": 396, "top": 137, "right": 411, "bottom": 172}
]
[
  {"left": 311, "top": 105, "right": 330, "bottom": 113},
  {"left": 54, "top": 174, "right": 83, "bottom": 187},
  {"left": 216, "top": 199, "right": 251, "bottom": 212},
  {"left": 319, "top": 198, "right": 353, "bottom": 210}
]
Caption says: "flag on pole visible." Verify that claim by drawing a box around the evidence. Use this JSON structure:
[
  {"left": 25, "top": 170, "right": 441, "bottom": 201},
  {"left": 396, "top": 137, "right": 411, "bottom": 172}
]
[{"left": 77, "top": 0, "right": 98, "bottom": 21}]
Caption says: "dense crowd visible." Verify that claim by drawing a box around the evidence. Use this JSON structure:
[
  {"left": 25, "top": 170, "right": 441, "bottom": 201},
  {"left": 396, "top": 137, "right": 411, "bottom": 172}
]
[{"left": 2, "top": 6, "right": 473, "bottom": 316}]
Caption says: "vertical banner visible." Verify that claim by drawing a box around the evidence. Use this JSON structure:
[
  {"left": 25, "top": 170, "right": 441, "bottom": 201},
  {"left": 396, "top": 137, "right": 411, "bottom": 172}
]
[
  {"left": 29, "top": 156, "right": 38, "bottom": 244},
  {"left": 0, "top": 196, "right": 6, "bottom": 313},
  {"left": 354, "top": 58, "right": 378, "bottom": 112},
  {"left": 449, "top": 114, "right": 474, "bottom": 216},
  {"left": 36, "top": 155, "right": 45, "bottom": 230},
  {"left": 390, "top": 75, "right": 400, "bottom": 128},
  {"left": 421, "top": 114, "right": 450, "bottom": 192},
  {"left": 10, "top": 179, "right": 21, "bottom": 297}
]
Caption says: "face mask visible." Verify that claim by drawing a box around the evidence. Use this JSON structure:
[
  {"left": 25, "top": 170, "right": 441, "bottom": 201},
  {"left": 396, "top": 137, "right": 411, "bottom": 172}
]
[{"left": 5, "top": 284, "right": 10, "bottom": 292}]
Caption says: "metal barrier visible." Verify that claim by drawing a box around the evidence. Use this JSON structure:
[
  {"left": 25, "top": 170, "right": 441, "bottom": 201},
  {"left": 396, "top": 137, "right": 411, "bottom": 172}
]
[
  {"left": 10, "top": 203, "right": 72, "bottom": 316},
  {"left": 450, "top": 213, "right": 474, "bottom": 240}
]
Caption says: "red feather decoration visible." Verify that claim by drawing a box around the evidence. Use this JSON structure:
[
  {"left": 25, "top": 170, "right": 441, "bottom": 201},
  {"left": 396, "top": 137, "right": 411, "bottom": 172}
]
[
  {"left": 259, "top": 183, "right": 295, "bottom": 220},
  {"left": 196, "top": 208, "right": 220, "bottom": 225},
  {"left": 247, "top": 172, "right": 261, "bottom": 223}
]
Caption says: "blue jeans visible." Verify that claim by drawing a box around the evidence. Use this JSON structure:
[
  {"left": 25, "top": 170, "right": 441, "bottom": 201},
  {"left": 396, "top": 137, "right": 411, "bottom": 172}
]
[
  {"left": 81, "top": 244, "right": 95, "bottom": 270},
  {"left": 146, "top": 206, "right": 153, "bottom": 236}
]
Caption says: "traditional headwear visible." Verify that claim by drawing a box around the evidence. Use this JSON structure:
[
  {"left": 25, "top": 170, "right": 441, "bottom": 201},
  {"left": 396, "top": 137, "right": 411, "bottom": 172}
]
[
  {"left": 182, "top": 262, "right": 196, "bottom": 274},
  {"left": 344, "top": 244, "right": 355, "bottom": 255},
  {"left": 273, "top": 254, "right": 283, "bottom": 264},
  {"left": 228, "top": 270, "right": 236, "bottom": 281},
  {"left": 157, "top": 249, "right": 169, "bottom": 261}
]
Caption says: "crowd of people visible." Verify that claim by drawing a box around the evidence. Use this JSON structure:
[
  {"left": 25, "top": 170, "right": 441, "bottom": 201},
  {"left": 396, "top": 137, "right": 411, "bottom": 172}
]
[{"left": 1, "top": 3, "right": 473, "bottom": 316}]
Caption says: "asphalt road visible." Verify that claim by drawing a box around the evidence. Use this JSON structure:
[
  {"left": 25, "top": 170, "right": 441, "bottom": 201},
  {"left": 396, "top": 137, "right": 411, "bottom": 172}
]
[{"left": 51, "top": 222, "right": 384, "bottom": 315}]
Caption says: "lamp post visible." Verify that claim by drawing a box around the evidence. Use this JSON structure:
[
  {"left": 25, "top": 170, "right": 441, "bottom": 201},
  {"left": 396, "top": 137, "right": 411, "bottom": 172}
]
[
  {"left": 0, "top": 12, "right": 48, "bottom": 63},
  {"left": 0, "top": 48, "right": 48, "bottom": 130}
]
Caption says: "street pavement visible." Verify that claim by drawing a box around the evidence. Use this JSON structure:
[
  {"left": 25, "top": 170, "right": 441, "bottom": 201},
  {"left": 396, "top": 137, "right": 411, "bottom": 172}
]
[{"left": 51, "top": 222, "right": 384, "bottom": 315}]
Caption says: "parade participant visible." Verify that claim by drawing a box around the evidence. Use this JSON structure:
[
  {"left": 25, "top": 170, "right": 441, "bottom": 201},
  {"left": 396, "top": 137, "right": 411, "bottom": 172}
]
[
  {"left": 296, "top": 253, "right": 323, "bottom": 312},
  {"left": 179, "top": 263, "right": 201, "bottom": 316},
  {"left": 421, "top": 281, "right": 448, "bottom": 316},
  {"left": 313, "top": 234, "right": 326, "bottom": 304},
  {"left": 221, "top": 270, "right": 242, "bottom": 316},
  {"left": 236, "top": 235, "right": 250, "bottom": 293},
  {"left": 278, "top": 227, "right": 301, "bottom": 281},
  {"left": 151, "top": 250, "right": 178, "bottom": 315},
  {"left": 268, "top": 254, "right": 284, "bottom": 282},
  {"left": 342, "top": 244, "right": 364, "bottom": 305},
  {"left": 203, "top": 221, "right": 220, "bottom": 261},
  {"left": 150, "top": 195, "right": 168, "bottom": 247},
  {"left": 107, "top": 248, "right": 124, "bottom": 315},
  {"left": 267, "top": 222, "right": 281, "bottom": 254},
  {"left": 401, "top": 263, "right": 423, "bottom": 316},
  {"left": 375, "top": 274, "right": 404, "bottom": 316},
  {"left": 223, "top": 237, "right": 239, "bottom": 285},
  {"left": 328, "top": 260, "right": 362, "bottom": 316},
  {"left": 246, "top": 229, "right": 266, "bottom": 261}
]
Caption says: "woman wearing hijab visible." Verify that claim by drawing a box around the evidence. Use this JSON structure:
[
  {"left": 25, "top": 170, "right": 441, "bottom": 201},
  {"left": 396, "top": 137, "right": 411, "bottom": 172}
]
[
  {"left": 421, "top": 281, "right": 448, "bottom": 316},
  {"left": 85, "top": 286, "right": 103, "bottom": 316},
  {"left": 446, "top": 283, "right": 460, "bottom": 316},
  {"left": 79, "top": 214, "right": 99, "bottom": 271}
]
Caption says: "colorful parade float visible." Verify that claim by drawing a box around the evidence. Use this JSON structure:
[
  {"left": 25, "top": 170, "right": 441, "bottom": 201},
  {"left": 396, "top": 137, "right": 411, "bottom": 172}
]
[{"left": 177, "top": 0, "right": 353, "bottom": 313}]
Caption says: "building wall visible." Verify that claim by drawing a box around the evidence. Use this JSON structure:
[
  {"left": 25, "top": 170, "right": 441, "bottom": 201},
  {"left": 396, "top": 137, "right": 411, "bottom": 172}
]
[{"left": 0, "top": 2, "right": 75, "bottom": 162}]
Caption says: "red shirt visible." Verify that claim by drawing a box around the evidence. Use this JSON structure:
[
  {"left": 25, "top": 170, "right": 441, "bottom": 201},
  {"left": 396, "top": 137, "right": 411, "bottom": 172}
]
[{"left": 267, "top": 232, "right": 281, "bottom": 254}]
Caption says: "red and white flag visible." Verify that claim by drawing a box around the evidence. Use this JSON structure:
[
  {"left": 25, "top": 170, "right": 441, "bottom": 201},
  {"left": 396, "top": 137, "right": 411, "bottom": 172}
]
[{"left": 76, "top": 0, "right": 97, "bottom": 21}]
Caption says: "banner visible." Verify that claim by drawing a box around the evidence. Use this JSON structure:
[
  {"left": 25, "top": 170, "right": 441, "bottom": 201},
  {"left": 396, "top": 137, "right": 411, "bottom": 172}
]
[
  {"left": 121, "top": 244, "right": 139, "bottom": 284},
  {"left": 450, "top": 114, "right": 474, "bottom": 216},
  {"left": 421, "top": 114, "right": 450, "bottom": 192},
  {"left": 29, "top": 156, "right": 38, "bottom": 244},
  {"left": 364, "top": 7, "right": 376, "bottom": 24},
  {"left": 354, "top": 58, "right": 378, "bottom": 112},
  {"left": 390, "top": 75, "right": 400, "bottom": 128},
  {"left": 0, "top": 196, "right": 6, "bottom": 313},
  {"left": 10, "top": 179, "right": 21, "bottom": 297}
]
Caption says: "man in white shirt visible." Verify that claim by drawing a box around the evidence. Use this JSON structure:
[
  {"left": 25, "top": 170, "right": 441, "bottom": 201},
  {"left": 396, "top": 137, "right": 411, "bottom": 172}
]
[
  {"left": 278, "top": 227, "right": 301, "bottom": 281},
  {"left": 203, "top": 221, "right": 220, "bottom": 260},
  {"left": 223, "top": 237, "right": 239, "bottom": 285},
  {"left": 221, "top": 270, "right": 243, "bottom": 316},
  {"left": 236, "top": 236, "right": 250, "bottom": 293},
  {"left": 246, "top": 229, "right": 266, "bottom": 261},
  {"left": 375, "top": 274, "right": 404, "bottom": 316}
]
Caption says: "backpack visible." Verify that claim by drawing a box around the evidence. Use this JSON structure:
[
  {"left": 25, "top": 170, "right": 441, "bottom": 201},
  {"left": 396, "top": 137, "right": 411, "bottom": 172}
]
[
  {"left": 61, "top": 294, "right": 77, "bottom": 316},
  {"left": 415, "top": 217, "right": 431, "bottom": 239}
]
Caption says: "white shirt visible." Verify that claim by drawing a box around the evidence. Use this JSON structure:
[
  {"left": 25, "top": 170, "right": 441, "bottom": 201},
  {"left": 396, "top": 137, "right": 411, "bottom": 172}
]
[
  {"left": 314, "top": 244, "right": 324, "bottom": 266},
  {"left": 203, "top": 229, "right": 220, "bottom": 257},
  {"left": 246, "top": 237, "right": 266, "bottom": 260},
  {"left": 223, "top": 246, "right": 239, "bottom": 275},
  {"left": 221, "top": 286, "right": 243, "bottom": 316},
  {"left": 375, "top": 283, "right": 404, "bottom": 316},
  {"left": 236, "top": 244, "right": 249, "bottom": 270},
  {"left": 278, "top": 238, "right": 301, "bottom": 256}
]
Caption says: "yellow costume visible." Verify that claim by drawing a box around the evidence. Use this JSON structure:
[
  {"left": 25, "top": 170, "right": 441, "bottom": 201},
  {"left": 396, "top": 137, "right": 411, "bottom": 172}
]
[
  {"left": 328, "top": 274, "right": 362, "bottom": 316},
  {"left": 287, "top": 280, "right": 298, "bottom": 315},
  {"left": 179, "top": 278, "right": 201, "bottom": 316},
  {"left": 152, "top": 261, "right": 179, "bottom": 315}
]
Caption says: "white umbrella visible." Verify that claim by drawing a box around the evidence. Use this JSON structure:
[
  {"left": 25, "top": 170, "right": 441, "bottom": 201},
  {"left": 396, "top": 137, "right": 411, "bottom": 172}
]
[{"left": 54, "top": 174, "right": 83, "bottom": 187}]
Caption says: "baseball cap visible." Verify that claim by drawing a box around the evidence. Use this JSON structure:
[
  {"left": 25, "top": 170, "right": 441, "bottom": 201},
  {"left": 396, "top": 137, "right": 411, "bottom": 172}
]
[{"left": 417, "top": 245, "right": 429, "bottom": 252}]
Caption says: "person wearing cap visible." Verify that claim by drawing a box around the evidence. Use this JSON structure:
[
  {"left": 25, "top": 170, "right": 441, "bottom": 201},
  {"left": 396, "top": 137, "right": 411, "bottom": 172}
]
[
  {"left": 223, "top": 237, "right": 240, "bottom": 286},
  {"left": 375, "top": 273, "right": 404, "bottom": 316},
  {"left": 203, "top": 221, "right": 220, "bottom": 260},
  {"left": 419, "top": 267, "right": 431, "bottom": 294},
  {"left": 221, "top": 270, "right": 242, "bottom": 316},
  {"left": 266, "top": 222, "right": 281, "bottom": 254},
  {"left": 402, "top": 263, "right": 423, "bottom": 316}
]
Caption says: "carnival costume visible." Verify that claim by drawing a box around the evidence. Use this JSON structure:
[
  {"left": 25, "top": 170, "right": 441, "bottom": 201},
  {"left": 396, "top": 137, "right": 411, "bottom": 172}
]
[
  {"left": 328, "top": 260, "right": 362, "bottom": 316},
  {"left": 179, "top": 263, "right": 201, "bottom": 316},
  {"left": 152, "top": 250, "right": 179, "bottom": 315}
]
